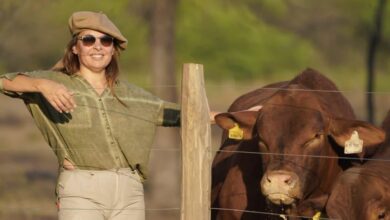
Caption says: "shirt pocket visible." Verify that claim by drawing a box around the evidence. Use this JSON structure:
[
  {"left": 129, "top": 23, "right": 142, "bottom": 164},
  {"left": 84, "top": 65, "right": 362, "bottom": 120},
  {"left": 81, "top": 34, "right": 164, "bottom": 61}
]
[{"left": 56, "top": 95, "right": 92, "bottom": 129}]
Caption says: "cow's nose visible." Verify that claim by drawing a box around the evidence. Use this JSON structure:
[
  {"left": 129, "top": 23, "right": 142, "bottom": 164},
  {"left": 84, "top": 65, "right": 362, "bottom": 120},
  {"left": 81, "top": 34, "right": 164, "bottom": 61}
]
[
  {"left": 261, "top": 170, "right": 301, "bottom": 205},
  {"left": 265, "top": 171, "right": 298, "bottom": 188}
]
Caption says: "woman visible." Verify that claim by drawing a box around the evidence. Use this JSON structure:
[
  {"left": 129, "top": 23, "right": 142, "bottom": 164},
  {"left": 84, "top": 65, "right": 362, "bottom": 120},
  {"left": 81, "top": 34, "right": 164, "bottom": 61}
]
[
  {"left": 0, "top": 11, "right": 181, "bottom": 220},
  {"left": 0, "top": 11, "right": 263, "bottom": 220}
]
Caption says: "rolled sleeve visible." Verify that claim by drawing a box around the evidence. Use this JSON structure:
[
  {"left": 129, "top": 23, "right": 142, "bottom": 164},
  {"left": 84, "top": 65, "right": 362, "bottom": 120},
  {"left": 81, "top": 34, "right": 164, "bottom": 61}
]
[
  {"left": 0, "top": 71, "right": 56, "bottom": 98},
  {"left": 1, "top": 72, "right": 27, "bottom": 81},
  {"left": 157, "top": 101, "right": 181, "bottom": 127},
  {"left": 0, "top": 72, "right": 28, "bottom": 97}
]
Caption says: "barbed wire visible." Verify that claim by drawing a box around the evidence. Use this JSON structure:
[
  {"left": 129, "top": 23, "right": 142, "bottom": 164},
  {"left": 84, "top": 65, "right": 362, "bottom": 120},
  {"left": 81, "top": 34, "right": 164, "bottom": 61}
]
[
  {"left": 0, "top": 143, "right": 389, "bottom": 164},
  {"left": 210, "top": 207, "right": 335, "bottom": 220},
  {"left": 214, "top": 149, "right": 390, "bottom": 163},
  {"left": 59, "top": 207, "right": 181, "bottom": 212},
  {"left": 0, "top": 205, "right": 338, "bottom": 219},
  {"left": 0, "top": 206, "right": 330, "bottom": 220},
  {"left": 144, "top": 83, "right": 390, "bottom": 95},
  {"left": 0, "top": 145, "right": 389, "bottom": 164},
  {"left": 1, "top": 145, "right": 389, "bottom": 187},
  {"left": 30, "top": 82, "right": 390, "bottom": 95},
  {"left": 3, "top": 77, "right": 390, "bottom": 95},
  {"left": 1, "top": 89, "right": 389, "bottom": 125},
  {"left": 0, "top": 206, "right": 181, "bottom": 212}
]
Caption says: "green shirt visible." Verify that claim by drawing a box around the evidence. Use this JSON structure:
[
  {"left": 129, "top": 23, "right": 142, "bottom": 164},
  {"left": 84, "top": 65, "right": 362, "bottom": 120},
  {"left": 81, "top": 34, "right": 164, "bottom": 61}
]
[{"left": 0, "top": 70, "right": 180, "bottom": 180}]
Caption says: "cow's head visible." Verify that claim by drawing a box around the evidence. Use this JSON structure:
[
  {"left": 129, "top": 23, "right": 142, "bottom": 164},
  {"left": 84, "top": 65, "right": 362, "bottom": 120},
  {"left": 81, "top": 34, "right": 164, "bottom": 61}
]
[
  {"left": 326, "top": 167, "right": 390, "bottom": 220},
  {"left": 215, "top": 92, "right": 385, "bottom": 207}
]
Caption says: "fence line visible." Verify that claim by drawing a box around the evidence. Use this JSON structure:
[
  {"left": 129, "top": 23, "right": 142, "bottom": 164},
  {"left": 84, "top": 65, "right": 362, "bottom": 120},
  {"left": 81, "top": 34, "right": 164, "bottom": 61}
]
[
  {"left": 12, "top": 82, "right": 390, "bottom": 95},
  {"left": 1, "top": 146, "right": 389, "bottom": 164},
  {"left": 215, "top": 149, "right": 390, "bottom": 163},
  {"left": 0, "top": 206, "right": 338, "bottom": 220},
  {"left": 210, "top": 207, "right": 335, "bottom": 220},
  {"left": 0, "top": 205, "right": 339, "bottom": 220},
  {"left": 1, "top": 100, "right": 386, "bottom": 128},
  {"left": 2, "top": 68, "right": 390, "bottom": 219}
]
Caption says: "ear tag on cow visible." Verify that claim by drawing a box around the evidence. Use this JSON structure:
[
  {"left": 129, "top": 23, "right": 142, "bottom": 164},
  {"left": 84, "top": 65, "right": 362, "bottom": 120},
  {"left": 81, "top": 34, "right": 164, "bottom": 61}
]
[
  {"left": 228, "top": 123, "right": 244, "bottom": 140},
  {"left": 312, "top": 212, "right": 321, "bottom": 220},
  {"left": 279, "top": 214, "right": 287, "bottom": 220},
  {"left": 344, "top": 130, "right": 363, "bottom": 154}
]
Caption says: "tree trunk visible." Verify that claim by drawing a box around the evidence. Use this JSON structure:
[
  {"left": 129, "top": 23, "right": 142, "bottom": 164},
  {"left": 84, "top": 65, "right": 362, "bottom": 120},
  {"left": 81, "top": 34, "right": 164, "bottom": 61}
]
[
  {"left": 150, "top": 0, "right": 178, "bottom": 102},
  {"left": 147, "top": 1, "right": 180, "bottom": 220},
  {"left": 367, "top": 0, "right": 387, "bottom": 123}
]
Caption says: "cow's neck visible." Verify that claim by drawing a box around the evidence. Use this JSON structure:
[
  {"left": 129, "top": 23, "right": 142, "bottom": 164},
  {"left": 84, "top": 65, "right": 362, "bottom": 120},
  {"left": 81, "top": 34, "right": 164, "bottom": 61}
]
[{"left": 300, "top": 146, "right": 342, "bottom": 214}]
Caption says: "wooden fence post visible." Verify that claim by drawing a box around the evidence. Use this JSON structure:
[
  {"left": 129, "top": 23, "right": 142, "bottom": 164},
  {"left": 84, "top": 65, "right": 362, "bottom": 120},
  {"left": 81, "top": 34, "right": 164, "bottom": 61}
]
[{"left": 180, "top": 63, "right": 211, "bottom": 220}]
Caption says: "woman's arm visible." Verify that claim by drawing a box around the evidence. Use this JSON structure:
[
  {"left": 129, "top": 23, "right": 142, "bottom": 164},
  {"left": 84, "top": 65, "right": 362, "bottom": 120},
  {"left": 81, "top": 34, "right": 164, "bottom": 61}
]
[{"left": 1, "top": 75, "right": 76, "bottom": 113}]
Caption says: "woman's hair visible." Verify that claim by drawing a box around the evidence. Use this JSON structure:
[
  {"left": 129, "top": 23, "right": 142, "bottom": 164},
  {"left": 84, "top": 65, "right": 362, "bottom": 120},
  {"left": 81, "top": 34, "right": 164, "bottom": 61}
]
[{"left": 53, "top": 35, "right": 126, "bottom": 106}]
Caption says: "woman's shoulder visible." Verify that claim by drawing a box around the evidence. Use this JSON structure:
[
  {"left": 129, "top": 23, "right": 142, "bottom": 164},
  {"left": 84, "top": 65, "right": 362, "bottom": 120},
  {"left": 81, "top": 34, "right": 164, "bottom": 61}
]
[
  {"left": 115, "top": 79, "right": 161, "bottom": 102},
  {"left": 25, "top": 70, "right": 72, "bottom": 81}
]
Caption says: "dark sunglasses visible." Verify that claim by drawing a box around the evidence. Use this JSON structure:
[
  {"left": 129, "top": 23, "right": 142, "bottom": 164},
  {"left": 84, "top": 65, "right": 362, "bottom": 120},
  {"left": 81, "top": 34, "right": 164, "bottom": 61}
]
[{"left": 77, "top": 35, "right": 114, "bottom": 47}]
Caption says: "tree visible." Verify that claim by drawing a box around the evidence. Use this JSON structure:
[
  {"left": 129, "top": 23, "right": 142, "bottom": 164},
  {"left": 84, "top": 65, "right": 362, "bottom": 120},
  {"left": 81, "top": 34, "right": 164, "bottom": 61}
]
[
  {"left": 147, "top": 1, "right": 181, "bottom": 220},
  {"left": 150, "top": 0, "right": 178, "bottom": 102},
  {"left": 367, "top": 0, "right": 387, "bottom": 123}
]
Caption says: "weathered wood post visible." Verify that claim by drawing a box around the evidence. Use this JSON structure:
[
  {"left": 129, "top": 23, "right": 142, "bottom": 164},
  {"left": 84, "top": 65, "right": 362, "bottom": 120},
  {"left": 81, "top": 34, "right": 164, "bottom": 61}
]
[{"left": 180, "top": 63, "right": 211, "bottom": 220}]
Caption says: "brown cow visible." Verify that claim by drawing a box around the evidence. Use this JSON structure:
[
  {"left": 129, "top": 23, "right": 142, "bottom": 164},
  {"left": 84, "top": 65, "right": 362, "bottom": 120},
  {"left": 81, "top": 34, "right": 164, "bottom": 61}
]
[
  {"left": 212, "top": 68, "right": 385, "bottom": 219},
  {"left": 326, "top": 111, "right": 390, "bottom": 220}
]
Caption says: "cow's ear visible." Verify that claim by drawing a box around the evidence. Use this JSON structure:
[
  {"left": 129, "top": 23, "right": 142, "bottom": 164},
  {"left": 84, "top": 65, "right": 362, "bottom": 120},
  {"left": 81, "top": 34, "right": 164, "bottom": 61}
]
[
  {"left": 329, "top": 118, "right": 385, "bottom": 158},
  {"left": 215, "top": 111, "right": 258, "bottom": 140}
]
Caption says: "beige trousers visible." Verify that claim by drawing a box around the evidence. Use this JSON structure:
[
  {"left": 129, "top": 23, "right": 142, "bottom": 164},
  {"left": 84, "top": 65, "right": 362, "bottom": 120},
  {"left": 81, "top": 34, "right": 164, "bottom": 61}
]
[{"left": 57, "top": 168, "right": 145, "bottom": 220}]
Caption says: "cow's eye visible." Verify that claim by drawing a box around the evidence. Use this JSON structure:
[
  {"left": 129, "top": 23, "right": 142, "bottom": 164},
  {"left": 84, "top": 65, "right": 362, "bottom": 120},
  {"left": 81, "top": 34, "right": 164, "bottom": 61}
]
[
  {"left": 304, "top": 133, "right": 324, "bottom": 147},
  {"left": 314, "top": 132, "right": 323, "bottom": 139}
]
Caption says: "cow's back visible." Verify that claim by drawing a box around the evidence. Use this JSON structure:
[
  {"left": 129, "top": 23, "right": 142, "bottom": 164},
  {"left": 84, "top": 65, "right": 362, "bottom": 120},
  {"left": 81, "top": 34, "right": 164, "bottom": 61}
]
[{"left": 288, "top": 68, "right": 355, "bottom": 119}]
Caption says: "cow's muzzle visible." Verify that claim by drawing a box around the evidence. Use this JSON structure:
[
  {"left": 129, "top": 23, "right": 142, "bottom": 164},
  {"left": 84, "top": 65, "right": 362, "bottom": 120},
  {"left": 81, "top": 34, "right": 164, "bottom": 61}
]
[{"left": 260, "top": 170, "right": 302, "bottom": 205}]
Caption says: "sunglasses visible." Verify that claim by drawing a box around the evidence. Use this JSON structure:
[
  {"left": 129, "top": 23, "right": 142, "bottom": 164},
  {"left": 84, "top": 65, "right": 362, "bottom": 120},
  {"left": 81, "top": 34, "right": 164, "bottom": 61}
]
[{"left": 77, "top": 35, "right": 114, "bottom": 47}]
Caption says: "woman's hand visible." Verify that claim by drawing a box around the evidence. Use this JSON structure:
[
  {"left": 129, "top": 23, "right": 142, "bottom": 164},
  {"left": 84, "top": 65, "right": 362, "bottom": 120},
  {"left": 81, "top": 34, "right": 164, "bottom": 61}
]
[{"left": 36, "top": 79, "right": 76, "bottom": 113}]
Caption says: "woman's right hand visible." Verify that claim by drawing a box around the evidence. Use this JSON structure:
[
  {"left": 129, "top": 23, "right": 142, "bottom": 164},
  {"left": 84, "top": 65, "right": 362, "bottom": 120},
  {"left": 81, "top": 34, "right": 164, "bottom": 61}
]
[{"left": 36, "top": 79, "right": 76, "bottom": 113}]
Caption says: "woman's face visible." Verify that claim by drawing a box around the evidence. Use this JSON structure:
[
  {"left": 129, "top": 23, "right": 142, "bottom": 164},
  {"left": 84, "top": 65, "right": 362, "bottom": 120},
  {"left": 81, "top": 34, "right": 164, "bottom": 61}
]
[{"left": 72, "top": 30, "right": 115, "bottom": 73}]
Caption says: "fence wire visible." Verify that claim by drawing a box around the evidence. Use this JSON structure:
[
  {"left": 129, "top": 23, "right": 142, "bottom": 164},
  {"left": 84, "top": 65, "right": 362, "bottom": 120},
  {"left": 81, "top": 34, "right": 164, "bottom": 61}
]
[{"left": 1, "top": 83, "right": 390, "bottom": 218}]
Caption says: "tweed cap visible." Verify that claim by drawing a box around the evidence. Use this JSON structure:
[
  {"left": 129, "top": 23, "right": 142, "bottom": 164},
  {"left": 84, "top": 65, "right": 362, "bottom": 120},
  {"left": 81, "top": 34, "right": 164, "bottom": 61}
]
[{"left": 69, "top": 11, "right": 128, "bottom": 50}]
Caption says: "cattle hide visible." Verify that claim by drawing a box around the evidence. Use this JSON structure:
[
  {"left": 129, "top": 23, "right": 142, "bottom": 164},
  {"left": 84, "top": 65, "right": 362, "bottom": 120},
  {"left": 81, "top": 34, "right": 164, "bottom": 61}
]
[
  {"left": 326, "top": 110, "right": 390, "bottom": 220},
  {"left": 212, "top": 68, "right": 385, "bottom": 220}
]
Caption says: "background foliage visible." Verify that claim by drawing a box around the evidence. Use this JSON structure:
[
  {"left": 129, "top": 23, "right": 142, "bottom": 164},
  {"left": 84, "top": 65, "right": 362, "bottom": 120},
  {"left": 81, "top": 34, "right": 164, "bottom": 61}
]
[
  {"left": 1, "top": 0, "right": 389, "bottom": 82},
  {"left": 0, "top": 1, "right": 389, "bottom": 219}
]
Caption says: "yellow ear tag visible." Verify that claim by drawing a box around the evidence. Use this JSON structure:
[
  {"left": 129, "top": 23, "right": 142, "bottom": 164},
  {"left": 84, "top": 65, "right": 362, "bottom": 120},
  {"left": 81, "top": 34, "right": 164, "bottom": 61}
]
[
  {"left": 312, "top": 212, "right": 321, "bottom": 220},
  {"left": 228, "top": 123, "right": 244, "bottom": 140},
  {"left": 279, "top": 214, "right": 287, "bottom": 220},
  {"left": 344, "top": 130, "right": 363, "bottom": 154}
]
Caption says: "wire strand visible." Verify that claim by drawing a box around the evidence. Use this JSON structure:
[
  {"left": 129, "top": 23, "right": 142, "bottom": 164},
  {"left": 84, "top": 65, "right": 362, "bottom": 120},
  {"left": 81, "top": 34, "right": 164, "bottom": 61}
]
[
  {"left": 210, "top": 207, "right": 334, "bottom": 220},
  {"left": 214, "top": 149, "right": 390, "bottom": 163}
]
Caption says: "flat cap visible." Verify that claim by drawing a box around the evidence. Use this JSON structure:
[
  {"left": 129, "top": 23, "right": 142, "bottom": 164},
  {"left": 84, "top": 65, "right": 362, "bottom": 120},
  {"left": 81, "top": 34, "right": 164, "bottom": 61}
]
[{"left": 68, "top": 11, "right": 128, "bottom": 50}]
